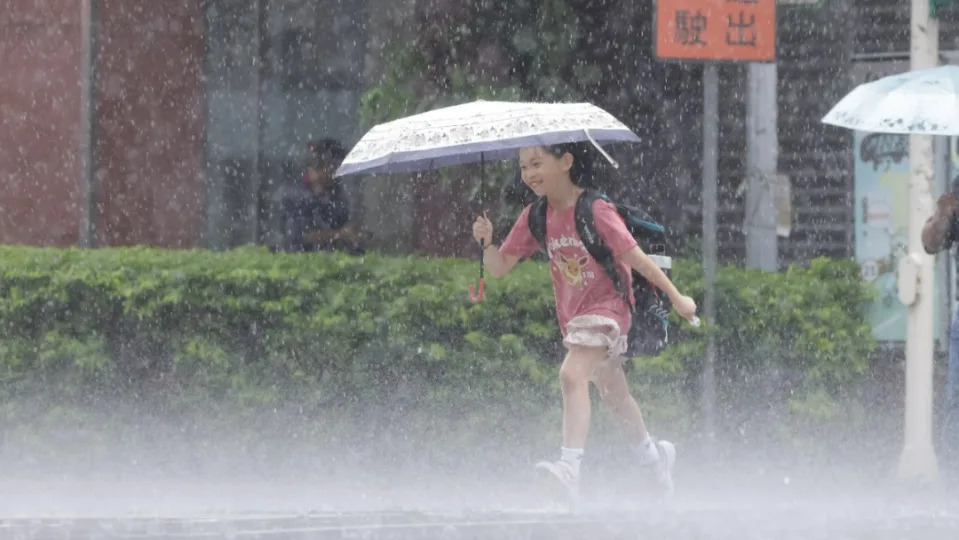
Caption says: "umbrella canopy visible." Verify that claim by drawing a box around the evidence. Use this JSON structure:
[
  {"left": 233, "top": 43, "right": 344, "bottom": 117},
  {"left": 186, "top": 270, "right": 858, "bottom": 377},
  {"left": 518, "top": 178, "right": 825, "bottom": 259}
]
[
  {"left": 822, "top": 65, "right": 959, "bottom": 136},
  {"left": 335, "top": 100, "right": 640, "bottom": 177}
]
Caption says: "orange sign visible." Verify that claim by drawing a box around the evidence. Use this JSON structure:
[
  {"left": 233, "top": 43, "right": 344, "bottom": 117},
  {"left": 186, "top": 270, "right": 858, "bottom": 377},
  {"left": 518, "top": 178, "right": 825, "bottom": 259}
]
[{"left": 656, "top": 0, "right": 776, "bottom": 62}]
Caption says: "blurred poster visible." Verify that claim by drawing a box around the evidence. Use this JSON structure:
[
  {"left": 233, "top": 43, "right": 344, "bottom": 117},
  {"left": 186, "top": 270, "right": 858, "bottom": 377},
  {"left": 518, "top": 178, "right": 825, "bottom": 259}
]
[
  {"left": 854, "top": 132, "right": 947, "bottom": 341},
  {"left": 851, "top": 57, "right": 950, "bottom": 342}
]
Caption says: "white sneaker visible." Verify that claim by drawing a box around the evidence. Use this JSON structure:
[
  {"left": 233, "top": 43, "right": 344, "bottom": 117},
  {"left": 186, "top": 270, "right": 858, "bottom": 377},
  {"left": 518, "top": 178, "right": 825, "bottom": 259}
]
[
  {"left": 535, "top": 459, "right": 580, "bottom": 502},
  {"left": 653, "top": 440, "right": 676, "bottom": 497}
]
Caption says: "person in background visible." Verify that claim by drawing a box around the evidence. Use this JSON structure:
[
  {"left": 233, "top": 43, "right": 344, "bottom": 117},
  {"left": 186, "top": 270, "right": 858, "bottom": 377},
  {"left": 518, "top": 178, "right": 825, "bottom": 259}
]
[{"left": 283, "top": 138, "right": 362, "bottom": 253}]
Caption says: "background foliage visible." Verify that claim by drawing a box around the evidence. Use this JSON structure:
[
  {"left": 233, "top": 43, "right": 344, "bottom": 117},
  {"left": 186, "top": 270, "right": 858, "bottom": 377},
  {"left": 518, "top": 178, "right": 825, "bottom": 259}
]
[
  {"left": 0, "top": 246, "right": 877, "bottom": 476},
  {"left": 359, "top": 0, "right": 705, "bottom": 247}
]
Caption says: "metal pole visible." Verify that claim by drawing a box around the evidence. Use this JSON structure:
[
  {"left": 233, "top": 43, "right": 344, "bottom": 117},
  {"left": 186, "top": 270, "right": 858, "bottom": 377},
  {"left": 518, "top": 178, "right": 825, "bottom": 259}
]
[
  {"left": 745, "top": 62, "right": 778, "bottom": 271},
  {"left": 898, "top": 0, "right": 939, "bottom": 483},
  {"left": 702, "top": 63, "right": 719, "bottom": 447},
  {"left": 250, "top": 0, "right": 266, "bottom": 244},
  {"left": 79, "top": 0, "right": 98, "bottom": 248}
]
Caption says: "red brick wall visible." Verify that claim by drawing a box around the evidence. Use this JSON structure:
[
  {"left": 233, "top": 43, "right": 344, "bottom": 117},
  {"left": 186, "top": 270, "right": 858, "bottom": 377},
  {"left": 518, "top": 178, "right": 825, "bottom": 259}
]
[
  {"left": 0, "top": 1, "right": 83, "bottom": 246},
  {"left": 0, "top": 1, "right": 206, "bottom": 248},
  {"left": 95, "top": 0, "right": 205, "bottom": 247}
]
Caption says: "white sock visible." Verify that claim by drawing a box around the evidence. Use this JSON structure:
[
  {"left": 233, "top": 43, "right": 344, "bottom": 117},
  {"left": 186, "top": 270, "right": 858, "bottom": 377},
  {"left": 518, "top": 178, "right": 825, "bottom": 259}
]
[
  {"left": 635, "top": 436, "right": 659, "bottom": 466},
  {"left": 560, "top": 447, "right": 584, "bottom": 475}
]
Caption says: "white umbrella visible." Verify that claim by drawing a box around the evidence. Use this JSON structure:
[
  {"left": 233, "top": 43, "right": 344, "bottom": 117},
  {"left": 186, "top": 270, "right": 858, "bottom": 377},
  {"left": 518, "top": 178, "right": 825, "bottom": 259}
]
[
  {"left": 336, "top": 100, "right": 640, "bottom": 302},
  {"left": 335, "top": 100, "right": 639, "bottom": 177},
  {"left": 822, "top": 65, "right": 959, "bottom": 136}
]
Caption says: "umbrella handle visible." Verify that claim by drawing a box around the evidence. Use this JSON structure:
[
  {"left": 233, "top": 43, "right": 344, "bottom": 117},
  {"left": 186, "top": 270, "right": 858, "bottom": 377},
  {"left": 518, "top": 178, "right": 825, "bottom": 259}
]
[
  {"left": 470, "top": 236, "right": 486, "bottom": 303},
  {"left": 469, "top": 278, "right": 485, "bottom": 302}
]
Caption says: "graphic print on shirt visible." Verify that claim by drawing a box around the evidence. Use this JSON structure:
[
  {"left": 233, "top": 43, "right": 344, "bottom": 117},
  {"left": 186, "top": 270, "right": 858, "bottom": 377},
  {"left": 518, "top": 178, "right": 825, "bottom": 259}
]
[{"left": 547, "top": 235, "right": 596, "bottom": 290}]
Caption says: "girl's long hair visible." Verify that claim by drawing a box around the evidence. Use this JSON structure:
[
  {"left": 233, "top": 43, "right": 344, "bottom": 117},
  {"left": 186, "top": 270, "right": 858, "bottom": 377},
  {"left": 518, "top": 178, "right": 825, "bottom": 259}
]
[
  {"left": 545, "top": 142, "right": 599, "bottom": 189},
  {"left": 505, "top": 143, "right": 607, "bottom": 206}
]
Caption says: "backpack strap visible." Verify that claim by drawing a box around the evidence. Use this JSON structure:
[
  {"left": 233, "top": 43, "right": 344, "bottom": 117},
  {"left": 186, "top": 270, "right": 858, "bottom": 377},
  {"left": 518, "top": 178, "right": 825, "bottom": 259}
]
[
  {"left": 575, "top": 190, "right": 634, "bottom": 312},
  {"left": 527, "top": 197, "right": 548, "bottom": 252},
  {"left": 613, "top": 202, "right": 668, "bottom": 256}
]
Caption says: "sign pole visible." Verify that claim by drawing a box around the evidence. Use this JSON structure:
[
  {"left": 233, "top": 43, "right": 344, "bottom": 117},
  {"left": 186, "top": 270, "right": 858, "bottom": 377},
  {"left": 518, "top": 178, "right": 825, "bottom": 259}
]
[
  {"left": 656, "top": 0, "right": 776, "bottom": 455},
  {"left": 702, "top": 63, "right": 719, "bottom": 447}
]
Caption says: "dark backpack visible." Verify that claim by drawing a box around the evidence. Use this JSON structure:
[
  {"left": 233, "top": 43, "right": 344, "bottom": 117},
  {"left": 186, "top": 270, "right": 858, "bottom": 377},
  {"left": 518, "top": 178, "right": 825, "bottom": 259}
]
[{"left": 528, "top": 189, "right": 672, "bottom": 356}]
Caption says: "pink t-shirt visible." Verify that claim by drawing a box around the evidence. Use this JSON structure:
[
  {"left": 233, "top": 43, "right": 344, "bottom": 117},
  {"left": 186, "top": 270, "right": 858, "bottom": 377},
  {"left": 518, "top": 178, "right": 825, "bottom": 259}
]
[{"left": 500, "top": 198, "right": 638, "bottom": 337}]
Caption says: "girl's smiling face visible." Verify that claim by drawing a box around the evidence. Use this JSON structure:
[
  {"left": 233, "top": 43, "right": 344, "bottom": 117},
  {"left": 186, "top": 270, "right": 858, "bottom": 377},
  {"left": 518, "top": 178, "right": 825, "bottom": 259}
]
[{"left": 518, "top": 147, "right": 573, "bottom": 197}]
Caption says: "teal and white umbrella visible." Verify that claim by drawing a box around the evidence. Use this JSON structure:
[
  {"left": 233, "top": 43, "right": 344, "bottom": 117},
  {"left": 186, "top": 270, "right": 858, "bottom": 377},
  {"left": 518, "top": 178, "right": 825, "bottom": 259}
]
[{"left": 822, "top": 65, "right": 959, "bottom": 136}]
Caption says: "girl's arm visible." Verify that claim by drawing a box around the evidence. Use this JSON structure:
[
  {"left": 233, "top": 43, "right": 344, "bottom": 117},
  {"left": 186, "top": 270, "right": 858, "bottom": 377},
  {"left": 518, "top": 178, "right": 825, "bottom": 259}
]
[
  {"left": 620, "top": 245, "right": 697, "bottom": 321},
  {"left": 621, "top": 246, "right": 680, "bottom": 299},
  {"left": 483, "top": 245, "right": 521, "bottom": 278}
]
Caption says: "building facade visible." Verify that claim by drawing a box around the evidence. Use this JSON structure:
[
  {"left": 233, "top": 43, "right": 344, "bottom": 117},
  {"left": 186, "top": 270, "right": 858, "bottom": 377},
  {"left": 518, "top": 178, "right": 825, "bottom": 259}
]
[{"left": 3, "top": 0, "right": 959, "bottom": 266}]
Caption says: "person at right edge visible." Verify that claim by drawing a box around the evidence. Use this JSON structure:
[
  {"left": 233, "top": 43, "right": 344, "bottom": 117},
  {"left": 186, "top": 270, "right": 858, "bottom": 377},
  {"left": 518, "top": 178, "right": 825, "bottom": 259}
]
[
  {"left": 472, "top": 143, "right": 698, "bottom": 503},
  {"left": 921, "top": 186, "right": 959, "bottom": 472}
]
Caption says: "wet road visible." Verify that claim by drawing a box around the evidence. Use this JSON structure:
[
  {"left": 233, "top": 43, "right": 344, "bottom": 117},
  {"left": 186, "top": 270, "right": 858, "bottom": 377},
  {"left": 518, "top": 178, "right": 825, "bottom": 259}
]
[
  {"left": 1, "top": 476, "right": 957, "bottom": 539},
  {"left": 2, "top": 505, "right": 958, "bottom": 540}
]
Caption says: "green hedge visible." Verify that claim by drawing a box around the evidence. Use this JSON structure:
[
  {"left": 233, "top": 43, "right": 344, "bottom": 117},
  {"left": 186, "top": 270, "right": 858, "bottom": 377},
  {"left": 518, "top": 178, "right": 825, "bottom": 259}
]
[{"left": 0, "top": 246, "right": 877, "bottom": 474}]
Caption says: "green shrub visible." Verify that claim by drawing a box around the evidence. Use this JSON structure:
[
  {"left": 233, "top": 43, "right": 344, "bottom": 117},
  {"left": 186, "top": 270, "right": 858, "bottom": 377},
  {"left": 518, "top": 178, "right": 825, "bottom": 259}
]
[
  {"left": 664, "top": 256, "right": 877, "bottom": 394},
  {"left": 0, "top": 246, "right": 876, "bottom": 472}
]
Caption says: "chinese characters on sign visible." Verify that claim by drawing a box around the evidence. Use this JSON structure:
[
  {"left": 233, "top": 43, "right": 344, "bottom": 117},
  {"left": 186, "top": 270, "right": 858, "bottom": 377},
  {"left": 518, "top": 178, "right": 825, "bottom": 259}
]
[
  {"left": 675, "top": 10, "right": 708, "bottom": 46},
  {"left": 726, "top": 11, "right": 758, "bottom": 47},
  {"left": 656, "top": 0, "right": 775, "bottom": 62}
]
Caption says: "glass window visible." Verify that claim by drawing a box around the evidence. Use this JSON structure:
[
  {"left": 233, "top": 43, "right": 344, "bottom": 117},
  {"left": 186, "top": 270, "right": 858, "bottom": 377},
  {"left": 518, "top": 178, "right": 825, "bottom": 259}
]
[{"left": 202, "top": 0, "right": 367, "bottom": 249}]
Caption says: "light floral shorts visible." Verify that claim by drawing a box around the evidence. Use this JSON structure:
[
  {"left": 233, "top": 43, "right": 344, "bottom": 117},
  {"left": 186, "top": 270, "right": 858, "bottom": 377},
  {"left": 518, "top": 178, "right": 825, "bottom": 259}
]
[{"left": 562, "top": 314, "right": 628, "bottom": 363}]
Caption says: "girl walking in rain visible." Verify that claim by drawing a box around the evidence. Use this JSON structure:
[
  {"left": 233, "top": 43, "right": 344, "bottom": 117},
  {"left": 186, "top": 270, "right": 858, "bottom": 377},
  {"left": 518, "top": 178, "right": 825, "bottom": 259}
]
[{"left": 472, "top": 143, "right": 698, "bottom": 501}]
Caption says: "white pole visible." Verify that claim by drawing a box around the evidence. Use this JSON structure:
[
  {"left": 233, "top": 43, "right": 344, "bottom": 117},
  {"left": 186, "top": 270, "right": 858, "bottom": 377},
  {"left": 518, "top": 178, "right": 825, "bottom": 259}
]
[{"left": 898, "top": 0, "right": 939, "bottom": 483}]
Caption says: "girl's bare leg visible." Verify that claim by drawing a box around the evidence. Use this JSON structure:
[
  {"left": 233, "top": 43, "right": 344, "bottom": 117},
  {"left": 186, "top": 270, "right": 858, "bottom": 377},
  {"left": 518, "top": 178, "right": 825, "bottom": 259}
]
[
  {"left": 593, "top": 360, "right": 650, "bottom": 445},
  {"left": 558, "top": 345, "right": 609, "bottom": 448}
]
